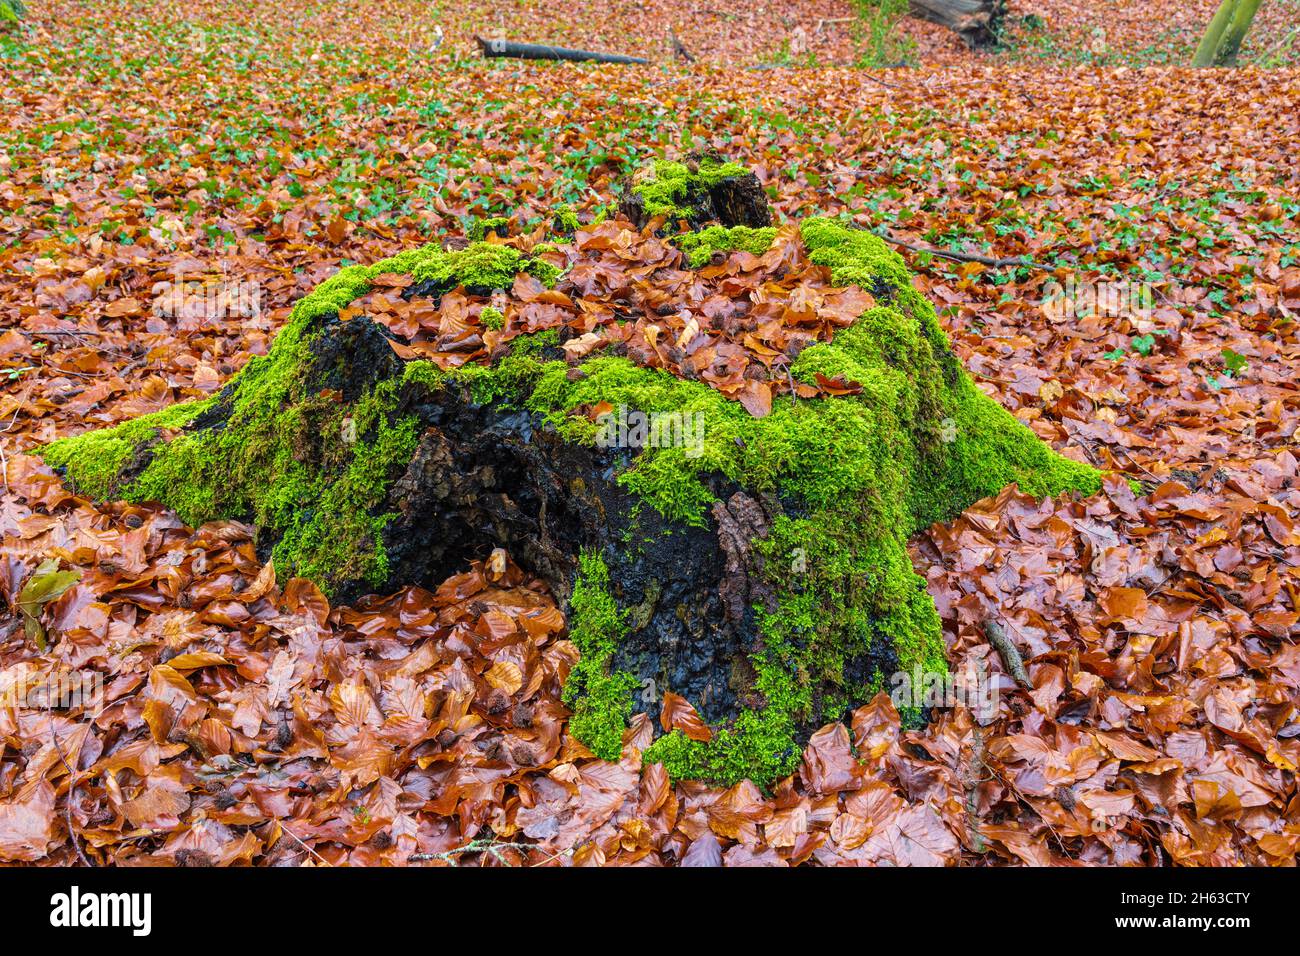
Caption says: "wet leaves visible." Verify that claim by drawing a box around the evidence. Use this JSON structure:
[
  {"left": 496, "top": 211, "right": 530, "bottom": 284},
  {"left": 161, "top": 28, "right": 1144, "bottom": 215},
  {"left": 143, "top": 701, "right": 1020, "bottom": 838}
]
[{"left": 355, "top": 222, "right": 875, "bottom": 413}]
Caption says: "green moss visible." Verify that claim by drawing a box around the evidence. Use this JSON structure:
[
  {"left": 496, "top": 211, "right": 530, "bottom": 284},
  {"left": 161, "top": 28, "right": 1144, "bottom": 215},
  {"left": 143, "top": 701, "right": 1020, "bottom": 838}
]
[
  {"left": 261, "top": 376, "right": 423, "bottom": 587},
  {"left": 644, "top": 708, "right": 801, "bottom": 786},
  {"left": 523, "top": 220, "right": 1100, "bottom": 785},
  {"left": 43, "top": 400, "right": 212, "bottom": 500},
  {"left": 468, "top": 216, "right": 511, "bottom": 241},
  {"left": 400, "top": 359, "right": 447, "bottom": 392},
  {"left": 93, "top": 352, "right": 420, "bottom": 592},
  {"left": 409, "top": 241, "right": 558, "bottom": 290},
  {"left": 675, "top": 224, "right": 778, "bottom": 267},
  {"left": 552, "top": 205, "right": 581, "bottom": 233},
  {"left": 562, "top": 551, "right": 639, "bottom": 760},
  {"left": 479, "top": 305, "right": 505, "bottom": 331},
  {"left": 800, "top": 216, "right": 914, "bottom": 293},
  {"left": 631, "top": 156, "right": 750, "bottom": 223}
]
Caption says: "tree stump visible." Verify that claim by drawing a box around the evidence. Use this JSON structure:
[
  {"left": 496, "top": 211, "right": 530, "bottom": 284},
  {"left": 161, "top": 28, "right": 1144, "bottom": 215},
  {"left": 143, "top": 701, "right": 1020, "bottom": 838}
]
[
  {"left": 619, "top": 153, "right": 772, "bottom": 231},
  {"left": 41, "top": 161, "right": 1099, "bottom": 785}
]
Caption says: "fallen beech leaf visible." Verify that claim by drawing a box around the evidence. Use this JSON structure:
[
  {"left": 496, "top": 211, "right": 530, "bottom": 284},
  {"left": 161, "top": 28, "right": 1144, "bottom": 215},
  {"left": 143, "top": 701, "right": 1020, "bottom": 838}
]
[
  {"left": 737, "top": 379, "right": 772, "bottom": 418},
  {"left": 0, "top": 782, "right": 58, "bottom": 863},
  {"left": 661, "top": 691, "right": 712, "bottom": 741},
  {"left": 800, "top": 723, "right": 863, "bottom": 793},
  {"left": 17, "top": 558, "right": 81, "bottom": 650},
  {"left": 241, "top": 561, "right": 276, "bottom": 602},
  {"left": 1099, "top": 586, "right": 1149, "bottom": 622},
  {"left": 681, "top": 832, "right": 723, "bottom": 867},
  {"left": 813, "top": 372, "right": 862, "bottom": 396},
  {"left": 104, "top": 296, "right": 142, "bottom": 317},
  {"left": 165, "top": 652, "right": 230, "bottom": 671},
  {"left": 485, "top": 660, "right": 523, "bottom": 696},
  {"left": 562, "top": 331, "right": 604, "bottom": 361}
]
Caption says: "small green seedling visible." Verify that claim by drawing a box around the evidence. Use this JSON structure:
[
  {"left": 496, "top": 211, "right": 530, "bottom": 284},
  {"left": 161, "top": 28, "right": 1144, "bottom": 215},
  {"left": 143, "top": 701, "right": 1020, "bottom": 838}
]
[{"left": 1222, "top": 348, "right": 1248, "bottom": 378}]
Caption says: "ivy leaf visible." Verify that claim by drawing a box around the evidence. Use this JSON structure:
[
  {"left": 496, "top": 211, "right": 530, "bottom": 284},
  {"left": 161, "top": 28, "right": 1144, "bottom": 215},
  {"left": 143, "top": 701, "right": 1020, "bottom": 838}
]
[
  {"left": 16, "top": 558, "right": 81, "bottom": 651},
  {"left": 1222, "top": 348, "right": 1248, "bottom": 377}
]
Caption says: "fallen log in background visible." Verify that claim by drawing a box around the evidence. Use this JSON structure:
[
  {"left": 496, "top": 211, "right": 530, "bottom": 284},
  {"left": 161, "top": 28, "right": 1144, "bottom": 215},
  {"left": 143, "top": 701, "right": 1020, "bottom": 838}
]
[{"left": 475, "top": 36, "right": 649, "bottom": 64}]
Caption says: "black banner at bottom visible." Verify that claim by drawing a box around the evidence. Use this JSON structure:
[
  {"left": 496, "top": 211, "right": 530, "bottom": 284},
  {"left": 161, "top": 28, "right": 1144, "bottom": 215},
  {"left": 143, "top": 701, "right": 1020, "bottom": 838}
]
[{"left": 0, "top": 864, "right": 1279, "bottom": 942}]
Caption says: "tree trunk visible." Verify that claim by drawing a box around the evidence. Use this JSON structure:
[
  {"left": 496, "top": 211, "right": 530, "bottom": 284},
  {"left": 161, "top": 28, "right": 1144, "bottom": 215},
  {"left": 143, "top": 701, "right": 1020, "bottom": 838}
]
[
  {"left": 1191, "top": 0, "right": 1264, "bottom": 66},
  {"left": 41, "top": 162, "right": 1100, "bottom": 786},
  {"left": 908, "top": 0, "right": 1005, "bottom": 48}
]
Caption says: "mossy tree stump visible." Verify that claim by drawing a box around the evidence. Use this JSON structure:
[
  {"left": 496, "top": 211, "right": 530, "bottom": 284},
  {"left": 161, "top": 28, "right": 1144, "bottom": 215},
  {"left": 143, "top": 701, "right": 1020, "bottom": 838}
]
[{"left": 42, "top": 162, "right": 1100, "bottom": 786}]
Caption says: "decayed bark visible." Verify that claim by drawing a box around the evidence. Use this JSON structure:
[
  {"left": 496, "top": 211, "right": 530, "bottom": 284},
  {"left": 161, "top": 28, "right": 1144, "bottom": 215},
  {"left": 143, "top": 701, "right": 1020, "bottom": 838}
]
[{"left": 373, "top": 329, "right": 765, "bottom": 727}]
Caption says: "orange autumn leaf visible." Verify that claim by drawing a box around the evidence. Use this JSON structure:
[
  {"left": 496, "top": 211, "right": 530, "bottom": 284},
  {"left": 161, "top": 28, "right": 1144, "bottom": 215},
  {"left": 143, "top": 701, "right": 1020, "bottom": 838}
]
[{"left": 660, "top": 691, "right": 712, "bottom": 742}]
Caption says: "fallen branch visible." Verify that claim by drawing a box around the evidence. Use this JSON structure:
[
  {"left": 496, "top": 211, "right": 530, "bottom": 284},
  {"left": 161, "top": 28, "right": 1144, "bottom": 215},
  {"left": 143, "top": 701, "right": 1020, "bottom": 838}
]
[
  {"left": 475, "top": 36, "right": 649, "bottom": 65},
  {"left": 410, "top": 838, "right": 572, "bottom": 866},
  {"left": 982, "top": 617, "right": 1032, "bottom": 688},
  {"left": 1253, "top": 24, "right": 1298, "bottom": 65},
  {"left": 859, "top": 72, "right": 909, "bottom": 91},
  {"left": 14, "top": 328, "right": 107, "bottom": 335},
  {"left": 961, "top": 724, "right": 988, "bottom": 853},
  {"left": 815, "top": 16, "right": 855, "bottom": 34},
  {"left": 908, "top": 0, "right": 1005, "bottom": 48}
]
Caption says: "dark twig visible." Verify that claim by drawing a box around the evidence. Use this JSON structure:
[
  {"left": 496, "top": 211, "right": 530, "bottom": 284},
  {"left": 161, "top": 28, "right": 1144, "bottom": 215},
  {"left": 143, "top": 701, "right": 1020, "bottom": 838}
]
[
  {"left": 859, "top": 71, "right": 908, "bottom": 91},
  {"left": 475, "top": 36, "right": 648, "bottom": 65},
  {"left": 982, "top": 617, "right": 1032, "bottom": 689},
  {"left": 46, "top": 699, "right": 95, "bottom": 867}
]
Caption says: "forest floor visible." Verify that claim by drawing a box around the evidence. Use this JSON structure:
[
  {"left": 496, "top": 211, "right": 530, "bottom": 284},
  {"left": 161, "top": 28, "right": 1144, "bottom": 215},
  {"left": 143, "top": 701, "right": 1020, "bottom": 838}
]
[{"left": 1, "top": 0, "right": 1298, "bottom": 866}]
